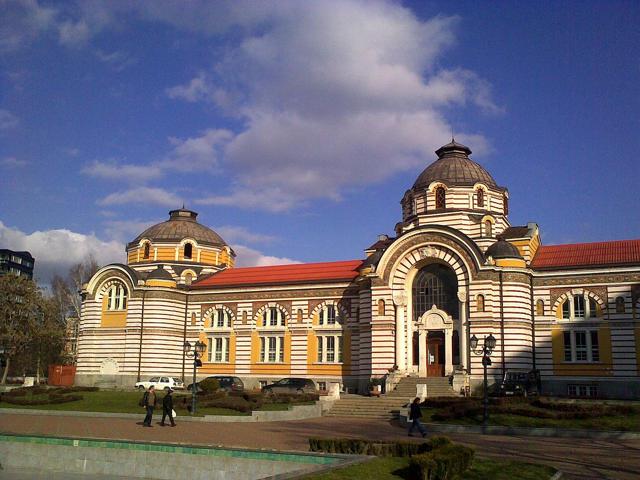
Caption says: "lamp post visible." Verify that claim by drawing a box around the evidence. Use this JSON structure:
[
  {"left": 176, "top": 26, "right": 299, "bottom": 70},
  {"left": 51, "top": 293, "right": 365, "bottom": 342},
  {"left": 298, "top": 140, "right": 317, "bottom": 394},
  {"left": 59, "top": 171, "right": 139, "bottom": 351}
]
[
  {"left": 183, "top": 340, "right": 206, "bottom": 415},
  {"left": 470, "top": 333, "right": 496, "bottom": 431}
]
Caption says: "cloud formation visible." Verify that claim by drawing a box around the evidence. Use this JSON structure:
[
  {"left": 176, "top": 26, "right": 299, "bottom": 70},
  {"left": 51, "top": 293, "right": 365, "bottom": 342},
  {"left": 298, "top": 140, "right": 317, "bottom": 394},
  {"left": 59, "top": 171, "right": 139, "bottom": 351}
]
[
  {"left": 98, "top": 187, "right": 183, "bottom": 207},
  {"left": 0, "top": 156, "right": 27, "bottom": 167},
  {"left": 0, "top": 109, "right": 19, "bottom": 131}
]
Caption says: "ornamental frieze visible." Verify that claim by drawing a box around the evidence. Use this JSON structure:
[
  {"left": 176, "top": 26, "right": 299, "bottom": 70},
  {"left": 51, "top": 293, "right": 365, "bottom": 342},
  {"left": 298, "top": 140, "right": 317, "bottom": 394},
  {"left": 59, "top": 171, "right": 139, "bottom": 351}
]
[
  {"left": 534, "top": 273, "right": 640, "bottom": 287},
  {"left": 549, "top": 286, "right": 608, "bottom": 310},
  {"left": 187, "top": 286, "right": 359, "bottom": 303}
]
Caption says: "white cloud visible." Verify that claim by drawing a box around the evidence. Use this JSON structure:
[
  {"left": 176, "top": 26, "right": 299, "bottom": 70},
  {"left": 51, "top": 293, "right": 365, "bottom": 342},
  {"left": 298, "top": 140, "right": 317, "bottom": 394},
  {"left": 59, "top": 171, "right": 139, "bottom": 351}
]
[
  {"left": 159, "top": 128, "right": 234, "bottom": 172},
  {"left": 0, "top": 0, "right": 57, "bottom": 53},
  {"left": 82, "top": 159, "right": 163, "bottom": 183},
  {"left": 98, "top": 187, "right": 182, "bottom": 207},
  {"left": 157, "top": 0, "right": 501, "bottom": 211},
  {"left": 102, "top": 219, "right": 159, "bottom": 242},
  {"left": 232, "top": 244, "right": 297, "bottom": 267},
  {"left": 95, "top": 49, "right": 137, "bottom": 71},
  {"left": 0, "top": 156, "right": 27, "bottom": 167},
  {"left": 0, "top": 220, "right": 123, "bottom": 285},
  {"left": 58, "top": 19, "right": 89, "bottom": 48},
  {"left": 214, "top": 226, "right": 276, "bottom": 245},
  {"left": 0, "top": 109, "right": 19, "bottom": 131}
]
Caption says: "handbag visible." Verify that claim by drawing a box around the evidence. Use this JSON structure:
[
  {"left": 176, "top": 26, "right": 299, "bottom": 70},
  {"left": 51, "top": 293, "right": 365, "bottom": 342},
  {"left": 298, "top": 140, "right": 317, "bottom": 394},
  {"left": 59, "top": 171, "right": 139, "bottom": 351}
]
[{"left": 171, "top": 409, "right": 177, "bottom": 418}]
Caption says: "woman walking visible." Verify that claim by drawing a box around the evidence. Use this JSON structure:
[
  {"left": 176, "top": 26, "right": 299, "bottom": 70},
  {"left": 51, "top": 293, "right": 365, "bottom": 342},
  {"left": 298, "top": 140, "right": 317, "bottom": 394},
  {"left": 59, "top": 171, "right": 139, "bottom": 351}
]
[
  {"left": 160, "top": 388, "right": 176, "bottom": 427},
  {"left": 408, "top": 397, "right": 427, "bottom": 437}
]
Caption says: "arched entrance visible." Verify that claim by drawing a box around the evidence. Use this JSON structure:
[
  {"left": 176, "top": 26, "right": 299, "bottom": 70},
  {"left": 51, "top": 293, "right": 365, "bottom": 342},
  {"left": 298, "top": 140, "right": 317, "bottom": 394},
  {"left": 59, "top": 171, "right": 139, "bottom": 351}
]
[{"left": 411, "top": 264, "right": 458, "bottom": 377}]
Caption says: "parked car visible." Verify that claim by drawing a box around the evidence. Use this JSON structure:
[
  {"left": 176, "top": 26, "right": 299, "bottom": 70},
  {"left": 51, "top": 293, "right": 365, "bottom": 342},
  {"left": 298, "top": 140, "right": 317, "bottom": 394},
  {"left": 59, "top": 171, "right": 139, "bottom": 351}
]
[
  {"left": 135, "top": 376, "right": 185, "bottom": 391},
  {"left": 498, "top": 369, "right": 540, "bottom": 397},
  {"left": 261, "top": 378, "right": 316, "bottom": 395},
  {"left": 187, "top": 376, "right": 244, "bottom": 393}
]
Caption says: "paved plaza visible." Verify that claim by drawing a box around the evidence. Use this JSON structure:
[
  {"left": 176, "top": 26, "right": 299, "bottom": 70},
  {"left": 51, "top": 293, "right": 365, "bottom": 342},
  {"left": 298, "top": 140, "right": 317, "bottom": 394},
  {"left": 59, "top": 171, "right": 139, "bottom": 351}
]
[{"left": 1, "top": 412, "right": 639, "bottom": 479}]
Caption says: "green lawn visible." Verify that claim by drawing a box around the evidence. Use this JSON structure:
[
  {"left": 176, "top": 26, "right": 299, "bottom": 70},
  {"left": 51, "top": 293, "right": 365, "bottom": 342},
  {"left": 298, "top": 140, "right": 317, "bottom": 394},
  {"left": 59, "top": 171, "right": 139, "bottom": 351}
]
[
  {"left": 421, "top": 405, "right": 640, "bottom": 431},
  {"left": 301, "top": 457, "right": 556, "bottom": 480},
  {"left": 0, "top": 390, "right": 303, "bottom": 416}
]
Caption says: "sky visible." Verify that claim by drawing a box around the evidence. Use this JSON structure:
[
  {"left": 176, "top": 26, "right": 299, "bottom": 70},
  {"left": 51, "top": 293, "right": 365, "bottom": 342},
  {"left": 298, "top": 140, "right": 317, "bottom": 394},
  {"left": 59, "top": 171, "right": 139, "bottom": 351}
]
[{"left": 1, "top": 0, "right": 639, "bottom": 285}]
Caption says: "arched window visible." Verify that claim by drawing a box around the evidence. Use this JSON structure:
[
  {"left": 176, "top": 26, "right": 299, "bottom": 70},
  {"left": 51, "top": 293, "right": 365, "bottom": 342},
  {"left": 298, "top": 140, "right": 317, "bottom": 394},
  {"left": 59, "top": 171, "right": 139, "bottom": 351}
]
[
  {"left": 190, "top": 312, "right": 196, "bottom": 326},
  {"left": 476, "top": 189, "right": 484, "bottom": 208},
  {"left": 106, "top": 283, "right": 127, "bottom": 311},
  {"left": 476, "top": 294, "right": 485, "bottom": 312},
  {"left": 559, "top": 293, "right": 601, "bottom": 320},
  {"left": 214, "top": 308, "right": 231, "bottom": 328},
  {"left": 143, "top": 243, "right": 150, "bottom": 259},
  {"left": 297, "top": 308, "right": 303, "bottom": 323},
  {"left": 319, "top": 304, "right": 340, "bottom": 326},
  {"left": 435, "top": 187, "right": 446, "bottom": 209},
  {"left": 412, "top": 264, "right": 458, "bottom": 321},
  {"left": 615, "top": 297, "right": 625, "bottom": 313},
  {"left": 503, "top": 195, "right": 509, "bottom": 215},
  {"left": 264, "top": 306, "right": 286, "bottom": 327},
  {"left": 536, "top": 300, "right": 544, "bottom": 316},
  {"left": 184, "top": 273, "right": 194, "bottom": 285},
  {"left": 378, "top": 299, "right": 385, "bottom": 316},
  {"left": 184, "top": 243, "right": 193, "bottom": 259},
  {"left": 485, "top": 220, "right": 492, "bottom": 237}
]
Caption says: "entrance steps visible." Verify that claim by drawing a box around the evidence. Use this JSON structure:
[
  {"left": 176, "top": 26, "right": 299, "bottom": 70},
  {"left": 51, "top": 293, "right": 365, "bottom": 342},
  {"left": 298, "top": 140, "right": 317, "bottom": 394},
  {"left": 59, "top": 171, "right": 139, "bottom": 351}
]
[{"left": 325, "top": 376, "right": 459, "bottom": 420}]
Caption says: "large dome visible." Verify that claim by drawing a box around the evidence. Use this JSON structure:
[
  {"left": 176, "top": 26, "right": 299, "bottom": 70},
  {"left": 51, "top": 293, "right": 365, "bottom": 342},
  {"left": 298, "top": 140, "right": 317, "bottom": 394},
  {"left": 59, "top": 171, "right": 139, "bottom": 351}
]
[
  {"left": 127, "top": 209, "right": 227, "bottom": 248},
  {"left": 413, "top": 140, "right": 498, "bottom": 189}
]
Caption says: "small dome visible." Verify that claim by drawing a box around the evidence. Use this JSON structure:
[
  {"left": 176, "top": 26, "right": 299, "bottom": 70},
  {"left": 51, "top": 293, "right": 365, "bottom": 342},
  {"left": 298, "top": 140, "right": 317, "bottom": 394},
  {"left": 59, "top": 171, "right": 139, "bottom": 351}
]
[
  {"left": 128, "top": 209, "right": 227, "bottom": 249},
  {"left": 147, "top": 266, "right": 175, "bottom": 281},
  {"left": 485, "top": 240, "right": 523, "bottom": 259},
  {"left": 413, "top": 140, "right": 498, "bottom": 190}
]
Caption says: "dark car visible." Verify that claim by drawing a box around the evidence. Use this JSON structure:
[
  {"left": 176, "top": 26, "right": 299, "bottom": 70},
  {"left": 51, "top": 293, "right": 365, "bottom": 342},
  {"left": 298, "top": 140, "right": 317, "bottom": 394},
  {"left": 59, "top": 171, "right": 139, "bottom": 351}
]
[
  {"left": 499, "top": 369, "right": 541, "bottom": 397},
  {"left": 261, "top": 378, "right": 316, "bottom": 395},
  {"left": 187, "top": 375, "right": 244, "bottom": 393}
]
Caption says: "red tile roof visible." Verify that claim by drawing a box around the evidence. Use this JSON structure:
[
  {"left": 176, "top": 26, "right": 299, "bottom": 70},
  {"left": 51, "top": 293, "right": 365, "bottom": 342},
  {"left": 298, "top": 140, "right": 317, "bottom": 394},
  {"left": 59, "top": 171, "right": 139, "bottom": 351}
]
[
  {"left": 531, "top": 239, "right": 640, "bottom": 270},
  {"left": 191, "top": 260, "right": 364, "bottom": 288}
]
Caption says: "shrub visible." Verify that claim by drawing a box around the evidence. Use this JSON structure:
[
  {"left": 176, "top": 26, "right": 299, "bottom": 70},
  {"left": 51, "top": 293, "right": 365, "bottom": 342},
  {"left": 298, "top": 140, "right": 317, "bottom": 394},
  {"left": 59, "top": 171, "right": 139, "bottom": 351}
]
[
  {"left": 200, "top": 395, "right": 253, "bottom": 413},
  {"left": 410, "top": 444, "right": 475, "bottom": 480},
  {"left": 308, "top": 437, "right": 449, "bottom": 457},
  {"left": 198, "top": 378, "right": 220, "bottom": 394},
  {"left": 262, "top": 392, "right": 319, "bottom": 404}
]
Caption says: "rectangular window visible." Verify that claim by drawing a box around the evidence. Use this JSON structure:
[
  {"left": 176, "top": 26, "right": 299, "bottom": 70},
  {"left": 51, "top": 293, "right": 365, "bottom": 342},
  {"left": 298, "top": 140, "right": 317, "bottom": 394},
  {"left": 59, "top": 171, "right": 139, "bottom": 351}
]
[
  {"left": 574, "top": 331, "right": 587, "bottom": 361},
  {"left": 338, "top": 335, "right": 344, "bottom": 363},
  {"left": 326, "top": 336, "right": 335, "bottom": 362},
  {"left": 209, "top": 337, "right": 228, "bottom": 363},
  {"left": 590, "top": 331, "right": 599, "bottom": 362},
  {"left": 317, "top": 336, "right": 323, "bottom": 363},
  {"left": 318, "top": 381, "right": 327, "bottom": 391},
  {"left": 279, "top": 337, "right": 284, "bottom": 362},
  {"left": 563, "top": 331, "right": 572, "bottom": 361},
  {"left": 268, "top": 337, "right": 277, "bottom": 362},
  {"left": 269, "top": 307, "right": 279, "bottom": 326},
  {"left": 214, "top": 337, "right": 223, "bottom": 362},
  {"left": 574, "top": 295, "right": 585, "bottom": 318}
]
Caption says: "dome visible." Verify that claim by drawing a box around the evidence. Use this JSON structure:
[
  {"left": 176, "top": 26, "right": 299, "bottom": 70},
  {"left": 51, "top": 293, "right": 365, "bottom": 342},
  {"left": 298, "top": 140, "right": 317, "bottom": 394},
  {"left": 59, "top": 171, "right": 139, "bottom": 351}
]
[
  {"left": 147, "top": 266, "right": 175, "bottom": 281},
  {"left": 128, "top": 209, "right": 227, "bottom": 249},
  {"left": 413, "top": 140, "right": 498, "bottom": 190},
  {"left": 485, "top": 240, "right": 523, "bottom": 260}
]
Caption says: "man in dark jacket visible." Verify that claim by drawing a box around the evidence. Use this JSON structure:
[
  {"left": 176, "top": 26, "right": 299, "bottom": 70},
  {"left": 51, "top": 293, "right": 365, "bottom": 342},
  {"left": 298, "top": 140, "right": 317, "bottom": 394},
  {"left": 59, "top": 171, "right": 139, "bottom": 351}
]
[
  {"left": 160, "top": 388, "right": 176, "bottom": 427},
  {"left": 408, "top": 397, "right": 427, "bottom": 437},
  {"left": 142, "top": 385, "right": 156, "bottom": 427}
]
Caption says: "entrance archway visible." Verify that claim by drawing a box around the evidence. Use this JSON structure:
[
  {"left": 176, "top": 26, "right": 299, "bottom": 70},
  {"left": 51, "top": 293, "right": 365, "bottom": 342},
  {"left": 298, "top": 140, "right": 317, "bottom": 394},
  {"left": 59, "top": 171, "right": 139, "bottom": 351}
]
[{"left": 416, "top": 306, "right": 454, "bottom": 377}]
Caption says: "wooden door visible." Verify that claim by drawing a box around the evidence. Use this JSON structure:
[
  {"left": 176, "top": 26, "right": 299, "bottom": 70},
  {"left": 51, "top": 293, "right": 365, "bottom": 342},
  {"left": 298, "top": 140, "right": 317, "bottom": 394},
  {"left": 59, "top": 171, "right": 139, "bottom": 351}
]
[{"left": 426, "top": 332, "right": 445, "bottom": 377}]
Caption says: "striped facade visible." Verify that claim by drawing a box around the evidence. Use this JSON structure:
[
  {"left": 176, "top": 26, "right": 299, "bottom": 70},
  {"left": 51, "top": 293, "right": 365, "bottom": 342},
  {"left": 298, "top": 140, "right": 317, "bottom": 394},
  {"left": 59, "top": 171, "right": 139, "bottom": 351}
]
[{"left": 76, "top": 141, "right": 640, "bottom": 398}]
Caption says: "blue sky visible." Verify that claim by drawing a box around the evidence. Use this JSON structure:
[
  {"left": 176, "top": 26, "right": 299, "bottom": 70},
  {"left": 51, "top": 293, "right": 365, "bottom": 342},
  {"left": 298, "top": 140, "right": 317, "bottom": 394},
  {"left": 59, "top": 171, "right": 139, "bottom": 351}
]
[{"left": 1, "top": 0, "right": 638, "bottom": 283}]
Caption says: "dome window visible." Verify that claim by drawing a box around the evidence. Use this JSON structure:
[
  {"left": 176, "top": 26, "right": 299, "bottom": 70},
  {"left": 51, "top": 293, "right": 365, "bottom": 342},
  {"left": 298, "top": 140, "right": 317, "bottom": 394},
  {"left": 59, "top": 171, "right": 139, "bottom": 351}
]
[
  {"left": 476, "top": 189, "right": 484, "bottom": 208},
  {"left": 435, "top": 187, "right": 446, "bottom": 209},
  {"left": 184, "top": 242, "right": 193, "bottom": 259},
  {"left": 143, "top": 243, "right": 150, "bottom": 259},
  {"left": 485, "top": 220, "right": 493, "bottom": 237}
]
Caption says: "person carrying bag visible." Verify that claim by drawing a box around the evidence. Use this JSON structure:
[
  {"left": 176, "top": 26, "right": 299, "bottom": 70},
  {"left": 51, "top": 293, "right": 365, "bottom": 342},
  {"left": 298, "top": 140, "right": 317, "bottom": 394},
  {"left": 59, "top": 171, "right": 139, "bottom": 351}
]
[{"left": 160, "top": 388, "right": 176, "bottom": 427}]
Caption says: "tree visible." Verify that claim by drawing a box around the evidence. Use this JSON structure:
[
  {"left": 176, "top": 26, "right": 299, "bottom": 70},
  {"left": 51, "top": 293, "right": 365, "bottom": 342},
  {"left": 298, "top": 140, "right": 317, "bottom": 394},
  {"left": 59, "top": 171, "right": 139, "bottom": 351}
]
[
  {"left": 0, "top": 275, "right": 41, "bottom": 384},
  {"left": 51, "top": 256, "right": 99, "bottom": 364}
]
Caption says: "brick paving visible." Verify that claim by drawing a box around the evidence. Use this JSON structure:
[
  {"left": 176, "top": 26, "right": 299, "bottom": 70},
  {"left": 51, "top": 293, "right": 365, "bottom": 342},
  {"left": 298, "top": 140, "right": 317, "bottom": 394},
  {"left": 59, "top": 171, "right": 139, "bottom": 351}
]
[{"left": 1, "top": 412, "right": 639, "bottom": 480}]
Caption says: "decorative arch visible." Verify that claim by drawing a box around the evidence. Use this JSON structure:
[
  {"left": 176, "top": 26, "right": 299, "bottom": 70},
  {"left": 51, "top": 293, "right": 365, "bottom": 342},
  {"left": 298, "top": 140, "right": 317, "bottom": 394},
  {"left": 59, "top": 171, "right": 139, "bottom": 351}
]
[
  {"left": 203, "top": 304, "right": 234, "bottom": 328},
  {"left": 87, "top": 266, "right": 137, "bottom": 298},
  {"left": 100, "top": 279, "right": 128, "bottom": 311},
  {"left": 176, "top": 237, "right": 199, "bottom": 261},
  {"left": 474, "top": 184, "right": 489, "bottom": 208},
  {"left": 254, "top": 303, "right": 290, "bottom": 328},
  {"left": 310, "top": 300, "right": 349, "bottom": 326},
  {"left": 181, "top": 269, "right": 197, "bottom": 285},
  {"left": 476, "top": 294, "right": 485, "bottom": 312},
  {"left": 536, "top": 299, "right": 545, "bottom": 316},
  {"left": 553, "top": 289, "right": 606, "bottom": 320}
]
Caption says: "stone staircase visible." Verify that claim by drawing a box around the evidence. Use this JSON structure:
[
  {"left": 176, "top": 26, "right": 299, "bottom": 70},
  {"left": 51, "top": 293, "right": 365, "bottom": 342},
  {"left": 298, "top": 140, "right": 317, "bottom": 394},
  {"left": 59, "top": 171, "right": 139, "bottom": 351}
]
[{"left": 325, "top": 376, "right": 458, "bottom": 420}]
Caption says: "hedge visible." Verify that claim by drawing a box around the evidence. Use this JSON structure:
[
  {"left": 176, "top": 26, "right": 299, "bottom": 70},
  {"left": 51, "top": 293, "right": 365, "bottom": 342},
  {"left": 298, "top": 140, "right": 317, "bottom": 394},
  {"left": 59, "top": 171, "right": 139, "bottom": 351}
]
[
  {"left": 2, "top": 393, "right": 83, "bottom": 405},
  {"left": 308, "top": 436, "right": 451, "bottom": 457},
  {"left": 409, "top": 444, "right": 475, "bottom": 480}
]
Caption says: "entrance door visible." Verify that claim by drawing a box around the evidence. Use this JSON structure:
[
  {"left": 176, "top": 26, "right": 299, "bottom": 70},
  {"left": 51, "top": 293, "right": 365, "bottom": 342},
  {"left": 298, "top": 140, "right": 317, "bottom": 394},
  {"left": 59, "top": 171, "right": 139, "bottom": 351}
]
[{"left": 426, "top": 331, "right": 445, "bottom": 377}]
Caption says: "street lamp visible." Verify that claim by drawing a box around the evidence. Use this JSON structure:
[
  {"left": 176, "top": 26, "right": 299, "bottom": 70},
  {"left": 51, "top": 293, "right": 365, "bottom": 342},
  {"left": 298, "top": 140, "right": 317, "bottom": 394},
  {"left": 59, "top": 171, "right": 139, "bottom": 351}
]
[
  {"left": 183, "top": 340, "right": 206, "bottom": 415},
  {"left": 470, "top": 333, "right": 496, "bottom": 431}
]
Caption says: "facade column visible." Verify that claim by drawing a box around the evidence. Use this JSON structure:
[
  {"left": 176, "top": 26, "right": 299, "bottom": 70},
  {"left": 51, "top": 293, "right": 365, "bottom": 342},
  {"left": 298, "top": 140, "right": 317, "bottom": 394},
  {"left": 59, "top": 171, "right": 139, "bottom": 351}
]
[
  {"left": 418, "top": 328, "right": 427, "bottom": 377},
  {"left": 407, "top": 304, "right": 414, "bottom": 371},
  {"left": 444, "top": 329, "right": 453, "bottom": 375},
  {"left": 457, "top": 289, "right": 468, "bottom": 372},
  {"left": 393, "top": 292, "right": 407, "bottom": 371}
]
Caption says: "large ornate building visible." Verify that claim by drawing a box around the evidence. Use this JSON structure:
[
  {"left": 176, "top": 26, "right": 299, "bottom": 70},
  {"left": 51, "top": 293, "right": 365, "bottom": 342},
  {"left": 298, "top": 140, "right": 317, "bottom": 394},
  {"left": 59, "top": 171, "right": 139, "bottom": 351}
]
[{"left": 76, "top": 141, "right": 640, "bottom": 398}]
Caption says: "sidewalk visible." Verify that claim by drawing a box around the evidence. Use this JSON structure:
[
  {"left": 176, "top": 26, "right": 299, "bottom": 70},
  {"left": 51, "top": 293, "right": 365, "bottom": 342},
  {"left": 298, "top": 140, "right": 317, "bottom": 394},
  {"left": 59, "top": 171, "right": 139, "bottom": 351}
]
[{"left": 1, "top": 411, "right": 639, "bottom": 480}]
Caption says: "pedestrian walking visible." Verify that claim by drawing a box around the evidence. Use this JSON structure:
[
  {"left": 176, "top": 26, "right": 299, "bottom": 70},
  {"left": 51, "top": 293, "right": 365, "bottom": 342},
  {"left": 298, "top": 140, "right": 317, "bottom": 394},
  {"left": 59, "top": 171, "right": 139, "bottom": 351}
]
[
  {"left": 142, "top": 385, "right": 157, "bottom": 427},
  {"left": 160, "top": 388, "right": 176, "bottom": 427},
  {"left": 407, "top": 397, "right": 427, "bottom": 437}
]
